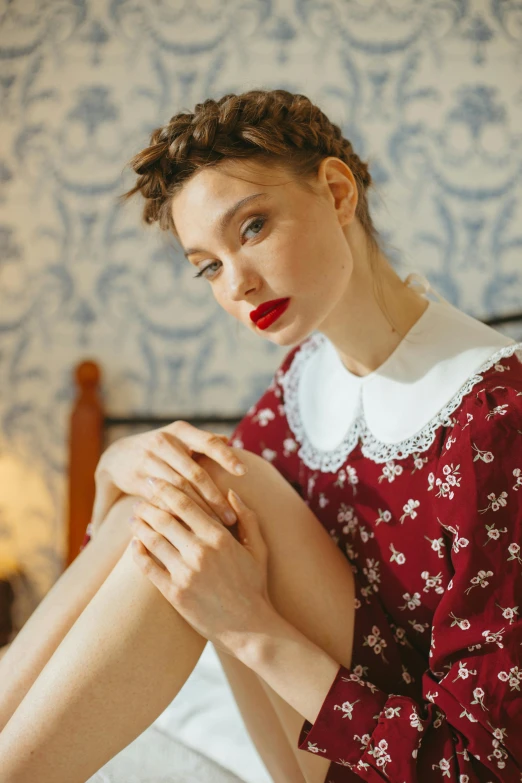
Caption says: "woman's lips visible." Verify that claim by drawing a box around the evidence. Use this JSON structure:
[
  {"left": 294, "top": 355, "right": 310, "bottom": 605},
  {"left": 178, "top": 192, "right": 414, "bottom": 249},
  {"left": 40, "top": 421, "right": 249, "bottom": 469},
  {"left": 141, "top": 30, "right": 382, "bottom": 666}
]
[{"left": 250, "top": 298, "right": 291, "bottom": 330}]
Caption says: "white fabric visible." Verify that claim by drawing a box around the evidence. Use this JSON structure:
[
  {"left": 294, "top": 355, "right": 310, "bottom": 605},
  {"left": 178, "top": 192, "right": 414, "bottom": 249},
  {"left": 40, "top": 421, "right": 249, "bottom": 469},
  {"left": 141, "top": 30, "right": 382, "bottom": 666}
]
[{"left": 283, "top": 272, "right": 522, "bottom": 471}]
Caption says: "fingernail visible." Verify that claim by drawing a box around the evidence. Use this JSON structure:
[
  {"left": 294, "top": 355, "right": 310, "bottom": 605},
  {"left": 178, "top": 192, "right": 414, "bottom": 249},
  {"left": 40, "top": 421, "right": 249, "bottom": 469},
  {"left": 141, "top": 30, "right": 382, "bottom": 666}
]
[
  {"left": 225, "top": 510, "right": 237, "bottom": 525},
  {"left": 230, "top": 489, "right": 244, "bottom": 506},
  {"left": 234, "top": 464, "right": 248, "bottom": 476}
]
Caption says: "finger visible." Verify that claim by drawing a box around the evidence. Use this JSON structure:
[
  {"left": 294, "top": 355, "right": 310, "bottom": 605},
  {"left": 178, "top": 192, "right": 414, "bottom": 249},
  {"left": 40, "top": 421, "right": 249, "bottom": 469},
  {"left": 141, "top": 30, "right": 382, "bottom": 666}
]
[
  {"left": 171, "top": 421, "right": 248, "bottom": 477},
  {"left": 138, "top": 451, "right": 223, "bottom": 523},
  {"left": 146, "top": 429, "right": 243, "bottom": 525},
  {"left": 131, "top": 538, "right": 175, "bottom": 599},
  {"left": 144, "top": 478, "right": 223, "bottom": 543},
  {"left": 132, "top": 500, "right": 192, "bottom": 552},
  {"left": 130, "top": 510, "right": 184, "bottom": 571}
]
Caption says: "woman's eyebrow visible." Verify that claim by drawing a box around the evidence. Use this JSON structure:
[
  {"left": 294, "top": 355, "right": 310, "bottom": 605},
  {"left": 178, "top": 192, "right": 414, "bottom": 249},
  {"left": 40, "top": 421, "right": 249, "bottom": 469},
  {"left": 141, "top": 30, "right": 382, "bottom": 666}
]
[{"left": 182, "top": 192, "right": 271, "bottom": 258}]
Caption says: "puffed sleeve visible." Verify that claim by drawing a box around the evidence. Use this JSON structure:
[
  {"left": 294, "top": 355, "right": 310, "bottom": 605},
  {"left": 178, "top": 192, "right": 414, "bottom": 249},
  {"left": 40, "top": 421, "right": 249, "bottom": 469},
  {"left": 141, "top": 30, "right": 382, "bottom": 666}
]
[
  {"left": 296, "top": 381, "right": 522, "bottom": 782},
  {"left": 79, "top": 343, "right": 306, "bottom": 553}
]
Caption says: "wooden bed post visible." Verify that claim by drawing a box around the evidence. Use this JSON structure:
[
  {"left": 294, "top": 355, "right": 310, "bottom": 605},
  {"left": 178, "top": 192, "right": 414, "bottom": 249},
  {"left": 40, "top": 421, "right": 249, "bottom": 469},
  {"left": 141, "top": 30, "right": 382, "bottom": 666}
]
[{"left": 66, "top": 361, "right": 104, "bottom": 568}]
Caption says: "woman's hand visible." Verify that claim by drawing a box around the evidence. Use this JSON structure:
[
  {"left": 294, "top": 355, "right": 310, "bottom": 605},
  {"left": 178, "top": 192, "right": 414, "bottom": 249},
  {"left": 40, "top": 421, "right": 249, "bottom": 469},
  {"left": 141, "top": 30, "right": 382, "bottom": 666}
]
[
  {"left": 91, "top": 421, "right": 249, "bottom": 537},
  {"left": 128, "top": 480, "right": 274, "bottom": 655}
]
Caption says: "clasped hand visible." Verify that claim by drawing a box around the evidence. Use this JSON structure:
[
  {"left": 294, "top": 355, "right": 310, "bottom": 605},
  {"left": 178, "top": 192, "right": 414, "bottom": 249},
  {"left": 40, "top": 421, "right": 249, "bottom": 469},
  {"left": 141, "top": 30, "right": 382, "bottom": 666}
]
[{"left": 128, "top": 476, "right": 273, "bottom": 656}]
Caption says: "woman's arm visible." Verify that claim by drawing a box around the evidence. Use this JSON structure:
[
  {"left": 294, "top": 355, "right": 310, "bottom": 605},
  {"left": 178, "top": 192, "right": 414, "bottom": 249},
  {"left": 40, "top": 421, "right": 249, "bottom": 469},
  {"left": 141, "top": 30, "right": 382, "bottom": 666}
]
[{"left": 0, "top": 493, "right": 137, "bottom": 732}]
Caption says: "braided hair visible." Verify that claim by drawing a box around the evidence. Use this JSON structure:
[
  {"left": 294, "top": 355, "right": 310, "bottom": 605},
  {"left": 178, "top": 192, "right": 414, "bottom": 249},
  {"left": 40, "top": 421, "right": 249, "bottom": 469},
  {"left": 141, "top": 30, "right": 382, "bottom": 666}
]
[{"left": 119, "top": 89, "right": 378, "bottom": 250}]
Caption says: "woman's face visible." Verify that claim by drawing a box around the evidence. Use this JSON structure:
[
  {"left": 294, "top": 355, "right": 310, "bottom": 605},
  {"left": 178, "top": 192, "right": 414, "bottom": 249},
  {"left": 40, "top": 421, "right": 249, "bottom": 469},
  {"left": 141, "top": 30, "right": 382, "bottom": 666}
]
[{"left": 171, "top": 157, "right": 357, "bottom": 347}]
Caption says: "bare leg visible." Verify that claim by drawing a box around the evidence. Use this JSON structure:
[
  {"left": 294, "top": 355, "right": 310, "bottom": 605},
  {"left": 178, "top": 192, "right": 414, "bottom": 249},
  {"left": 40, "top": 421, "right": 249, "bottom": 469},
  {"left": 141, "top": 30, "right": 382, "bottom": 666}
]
[
  {"left": 0, "top": 449, "right": 354, "bottom": 783},
  {"left": 0, "top": 491, "right": 300, "bottom": 783},
  {"left": 0, "top": 494, "right": 138, "bottom": 732},
  {"left": 0, "top": 540, "right": 208, "bottom": 783}
]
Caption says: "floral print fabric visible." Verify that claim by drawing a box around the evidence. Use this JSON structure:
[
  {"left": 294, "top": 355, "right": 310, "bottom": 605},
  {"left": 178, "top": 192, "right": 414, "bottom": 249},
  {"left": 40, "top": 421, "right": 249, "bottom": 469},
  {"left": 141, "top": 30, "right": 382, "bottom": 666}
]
[{"left": 225, "top": 343, "right": 522, "bottom": 782}]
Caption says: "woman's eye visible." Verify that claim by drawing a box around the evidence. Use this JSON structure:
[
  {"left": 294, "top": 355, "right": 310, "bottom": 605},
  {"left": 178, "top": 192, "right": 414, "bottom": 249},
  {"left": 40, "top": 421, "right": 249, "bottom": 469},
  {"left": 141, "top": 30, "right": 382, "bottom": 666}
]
[
  {"left": 242, "top": 216, "right": 266, "bottom": 241},
  {"left": 192, "top": 216, "right": 266, "bottom": 281}
]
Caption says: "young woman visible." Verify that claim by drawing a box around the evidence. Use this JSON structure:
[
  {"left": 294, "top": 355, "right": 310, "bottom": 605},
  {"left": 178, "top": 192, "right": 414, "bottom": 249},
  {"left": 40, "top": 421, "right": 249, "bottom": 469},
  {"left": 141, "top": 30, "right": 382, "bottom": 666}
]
[{"left": 0, "top": 88, "right": 521, "bottom": 783}]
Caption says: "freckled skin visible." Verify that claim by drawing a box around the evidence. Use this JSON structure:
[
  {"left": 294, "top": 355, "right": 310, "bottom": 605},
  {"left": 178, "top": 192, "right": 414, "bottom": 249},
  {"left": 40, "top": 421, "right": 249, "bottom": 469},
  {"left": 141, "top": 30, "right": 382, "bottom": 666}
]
[{"left": 171, "top": 156, "right": 429, "bottom": 377}]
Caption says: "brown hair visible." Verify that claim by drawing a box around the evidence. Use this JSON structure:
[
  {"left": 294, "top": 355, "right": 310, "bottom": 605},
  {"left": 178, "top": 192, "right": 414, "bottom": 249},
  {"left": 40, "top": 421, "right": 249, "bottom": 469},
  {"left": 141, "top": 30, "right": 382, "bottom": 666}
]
[{"left": 119, "top": 89, "right": 379, "bottom": 251}]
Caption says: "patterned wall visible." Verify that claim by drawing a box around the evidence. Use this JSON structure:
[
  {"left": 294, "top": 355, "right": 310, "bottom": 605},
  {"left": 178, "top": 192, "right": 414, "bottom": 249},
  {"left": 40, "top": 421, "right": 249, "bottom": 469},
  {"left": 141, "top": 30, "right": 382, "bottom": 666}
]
[{"left": 1, "top": 0, "right": 521, "bottom": 630}]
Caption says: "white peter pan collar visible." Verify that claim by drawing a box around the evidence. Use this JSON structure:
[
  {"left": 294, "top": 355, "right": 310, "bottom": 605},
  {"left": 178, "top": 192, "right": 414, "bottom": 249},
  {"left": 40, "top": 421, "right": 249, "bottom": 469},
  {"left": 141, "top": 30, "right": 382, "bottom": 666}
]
[{"left": 282, "top": 273, "right": 522, "bottom": 471}]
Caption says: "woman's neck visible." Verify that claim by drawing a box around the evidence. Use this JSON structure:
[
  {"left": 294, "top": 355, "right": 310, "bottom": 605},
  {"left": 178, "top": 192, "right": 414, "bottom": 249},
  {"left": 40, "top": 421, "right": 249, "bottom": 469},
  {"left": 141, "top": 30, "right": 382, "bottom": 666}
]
[{"left": 318, "top": 247, "right": 429, "bottom": 379}]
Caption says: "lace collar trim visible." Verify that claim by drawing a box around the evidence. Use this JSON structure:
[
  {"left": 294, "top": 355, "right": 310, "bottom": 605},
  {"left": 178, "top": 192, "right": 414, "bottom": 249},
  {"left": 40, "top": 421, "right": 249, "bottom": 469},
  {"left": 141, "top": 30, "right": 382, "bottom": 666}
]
[{"left": 281, "top": 279, "right": 522, "bottom": 471}]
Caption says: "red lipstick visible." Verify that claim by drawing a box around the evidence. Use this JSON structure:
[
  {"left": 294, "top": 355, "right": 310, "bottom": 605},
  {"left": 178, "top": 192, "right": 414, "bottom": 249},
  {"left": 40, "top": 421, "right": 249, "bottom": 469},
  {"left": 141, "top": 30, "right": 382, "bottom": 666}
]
[{"left": 250, "top": 298, "right": 290, "bottom": 330}]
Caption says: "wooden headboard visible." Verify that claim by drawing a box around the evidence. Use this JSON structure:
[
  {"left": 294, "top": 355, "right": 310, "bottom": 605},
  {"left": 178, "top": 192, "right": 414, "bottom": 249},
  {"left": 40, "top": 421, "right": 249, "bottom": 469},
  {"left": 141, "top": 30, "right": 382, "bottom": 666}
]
[{"left": 66, "top": 309, "right": 522, "bottom": 567}]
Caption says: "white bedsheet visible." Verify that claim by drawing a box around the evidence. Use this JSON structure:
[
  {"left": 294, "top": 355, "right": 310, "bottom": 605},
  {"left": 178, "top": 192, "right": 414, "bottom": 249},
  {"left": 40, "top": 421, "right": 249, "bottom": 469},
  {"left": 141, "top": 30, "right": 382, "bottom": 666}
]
[{"left": 87, "top": 642, "right": 274, "bottom": 783}]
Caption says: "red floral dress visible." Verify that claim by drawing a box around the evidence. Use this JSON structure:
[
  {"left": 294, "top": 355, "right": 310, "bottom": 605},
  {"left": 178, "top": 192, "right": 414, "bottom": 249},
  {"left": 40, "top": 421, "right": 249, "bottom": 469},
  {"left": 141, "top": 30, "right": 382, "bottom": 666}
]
[
  {"left": 223, "top": 334, "right": 522, "bottom": 783},
  {"left": 80, "top": 305, "right": 522, "bottom": 783}
]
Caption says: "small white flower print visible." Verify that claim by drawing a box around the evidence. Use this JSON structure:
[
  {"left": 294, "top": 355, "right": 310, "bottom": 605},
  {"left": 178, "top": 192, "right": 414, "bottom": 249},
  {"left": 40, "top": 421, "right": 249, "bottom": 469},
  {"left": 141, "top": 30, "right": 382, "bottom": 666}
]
[
  {"left": 367, "top": 738, "right": 391, "bottom": 772},
  {"left": 479, "top": 490, "right": 508, "bottom": 514},
  {"left": 408, "top": 619, "right": 430, "bottom": 634},
  {"left": 432, "top": 756, "right": 453, "bottom": 777},
  {"left": 495, "top": 602, "right": 519, "bottom": 624},
  {"left": 333, "top": 698, "right": 360, "bottom": 719},
  {"left": 409, "top": 708, "right": 423, "bottom": 731},
  {"left": 362, "top": 558, "right": 381, "bottom": 592},
  {"left": 461, "top": 412, "right": 474, "bottom": 432},
  {"left": 487, "top": 737, "right": 509, "bottom": 769},
  {"left": 384, "top": 705, "right": 402, "bottom": 719},
  {"left": 449, "top": 612, "right": 471, "bottom": 630},
  {"left": 411, "top": 452, "right": 428, "bottom": 473},
  {"left": 399, "top": 591, "right": 421, "bottom": 611},
  {"left": 425, "top": 690, "right": 439, "bottom": 702},
  {"left": 317, "top": 493, "right": 330, "bottom": 509},
  {"left": 402, "top": 664, "right": 415, "bottom": 684},
  {"left": 261, "top": 447, "right": 277, "bottom": 462},
  {"left": 255, "top": 408, "right": 275, "bottom": 427},
  {"left": 424, "top": 535, "right": 446, "bottom": 558},
  {"left": 353, "top": 733, "right": 371, "bottom": 751},
  {"left": 421, "top": 570, "right": 445, "bottom": 594},
  {"left": 305, "top": 740, "right": 327, "bottom": 754},
  {"left": 437, "top": 519, "right": 469, "bottom": 553},
  {"left": 333, "top": 466, "right": 359, "bottom": 495},
  {"left": 346, "top": 465, "right": 359, "bottom": 495},
  {"left": 427, "top": 471, "right": 435, "bottom": 492},
  {"left": 399, "top": 498, "right": 420, "bottom": 523},
  {"left": 498, "top": 666, "right": 522, "bottom": 691},
  {"left": 389, "top": 542, "right": 406, "bottom": 564},
  {"left": 378, "top": 460, "right": 403, "bottom": 484},
  {"left": 483, "top": 522, "right": 508, "bottom": 545},
  {"left": 513, "top": 468, "right": 522, "bottom": 491},
  {"left": 459, "top": 708, "right": 478, "bottom": 722},
  {"left": 486, "top": 403, "right": 508, "bottom": 420},
  {"left": 338, "top": 503, "right": 358, "bottom": 535},
  {"left": 363, "top": 624, "right": 388, "bottom": 662},
  {"left": 435, "top": 463, "right": 462, "bottom": 499},
  {"left": 375, "top": 508, "right": 392, "bottom": 526},
  {"left": 482, "top": 628, "right": 505, "bottom": 649},
  {"left": 465, "top": 569, "right": 494, "bottom": 594},
  {"left": 452, "top": 661, "right": 477, "bottom": 682},
  {"left": 472, "top": 443, "right": 494, "bottom": 463},
  {"left": 282, "top": 437, "right": 298, "bottom": 456},
  {"left": 446, "top": 434, "right": 457, "bottom": 450},
  {"left": 359, "top": 525, "right": 374, "bottom": 543},
  {"left": 470, "top": 687, "right": 488, "bottom": 711},
  {"left": 507, "top": 542, "right": 522, "bottom": 564}
]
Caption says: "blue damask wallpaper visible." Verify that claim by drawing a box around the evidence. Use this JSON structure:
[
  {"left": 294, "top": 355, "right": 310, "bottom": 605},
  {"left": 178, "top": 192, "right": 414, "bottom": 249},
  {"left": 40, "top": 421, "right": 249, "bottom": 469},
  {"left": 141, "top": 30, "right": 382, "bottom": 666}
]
[{"left": 0, "top": 0, "right": 521, "bottom": 627}]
